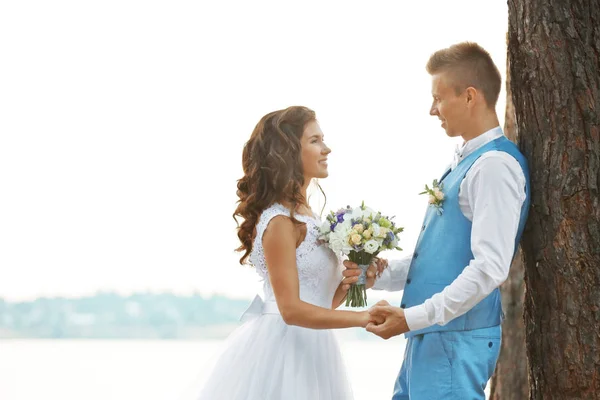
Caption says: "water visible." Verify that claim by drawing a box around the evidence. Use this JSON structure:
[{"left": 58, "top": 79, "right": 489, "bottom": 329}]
[{"left": 0, "top": 339, "right": 490, "bottom": 399}]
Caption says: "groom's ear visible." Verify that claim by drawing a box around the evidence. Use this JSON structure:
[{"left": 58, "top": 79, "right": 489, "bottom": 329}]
[{"left": 465, "top": 87, "right": 478, "bottom": 107}]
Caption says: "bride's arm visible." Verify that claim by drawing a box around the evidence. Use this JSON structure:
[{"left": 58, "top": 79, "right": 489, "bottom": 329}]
[
  {"left": 331, "top": 283, "right": 348, "bottom": 309},
  {"left": 263, "top": 215, "right": 369, "bottom": 329}
]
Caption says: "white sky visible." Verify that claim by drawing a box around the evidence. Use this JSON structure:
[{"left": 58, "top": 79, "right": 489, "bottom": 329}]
[{"left": 0, "top": 1, "right": 508, "bottom": 301}]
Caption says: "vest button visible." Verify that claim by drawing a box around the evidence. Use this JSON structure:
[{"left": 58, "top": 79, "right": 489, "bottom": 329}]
[
  {"left": 422, "top": 224, "right": 426, "bottom": 231},
  {"left": 406, "top": 279, "right": 411, "bottom": 284},
  {"left": 413, "top": 252, "right": 419, "bottom": 259},
  {"left": 401, "top": 303, "right": 406, "bottom": 308}
]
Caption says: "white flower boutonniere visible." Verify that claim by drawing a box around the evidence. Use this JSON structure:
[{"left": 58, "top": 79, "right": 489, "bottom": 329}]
[{"left": 419, "top": 179, "right": 445, "bottom": 215}]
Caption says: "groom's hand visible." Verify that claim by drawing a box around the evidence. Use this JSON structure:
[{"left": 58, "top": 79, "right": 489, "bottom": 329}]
[
  {"left": 366, "top": 300, "right": 409, "bottom": 339},
  {"left": 341, "top": 260, "right": 377, "bottom": 291}
]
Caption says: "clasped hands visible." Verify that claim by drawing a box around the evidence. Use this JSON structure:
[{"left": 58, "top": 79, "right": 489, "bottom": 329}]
[{"left": 342, "top": 259, "right": 410, "bottom": 339}]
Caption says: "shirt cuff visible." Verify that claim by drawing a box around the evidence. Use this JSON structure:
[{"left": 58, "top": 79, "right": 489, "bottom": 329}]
[
  {"left": 372, "top": 267, "right": 392, "bottom": 291},
  {"left": 372, "top": 257, "right": 411, "bottom": 292},
  {"left": 403, "top": 304, "right": 431, "bottom": 332}
]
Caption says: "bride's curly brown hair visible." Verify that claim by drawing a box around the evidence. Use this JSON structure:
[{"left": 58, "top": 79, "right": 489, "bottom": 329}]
[{"left": 233, "top": 106, "right": 320, "bottom": 265}]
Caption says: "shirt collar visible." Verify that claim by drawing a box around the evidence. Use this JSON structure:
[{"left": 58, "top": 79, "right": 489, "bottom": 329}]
[{"left": 456, "top": 126, "right": 504, "bottom": 160}]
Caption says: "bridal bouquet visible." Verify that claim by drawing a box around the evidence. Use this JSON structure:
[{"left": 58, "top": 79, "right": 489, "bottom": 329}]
[{"left": 318, "top": 202, "right": 403, "bottom": 307}]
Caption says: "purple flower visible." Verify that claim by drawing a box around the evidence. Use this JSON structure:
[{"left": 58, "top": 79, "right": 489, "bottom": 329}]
[{"left": 383, "top": 231, "right": 395, "bottom": 246}]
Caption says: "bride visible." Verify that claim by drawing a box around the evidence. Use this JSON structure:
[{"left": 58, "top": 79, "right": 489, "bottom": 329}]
[{"left": 194, "top": 106, "right": 381, "bottom": 400}]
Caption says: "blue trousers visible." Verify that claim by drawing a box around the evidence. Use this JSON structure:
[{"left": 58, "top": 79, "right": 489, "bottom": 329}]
[{"left": 392, "top": 325, "right": 501, "bottom": 400}]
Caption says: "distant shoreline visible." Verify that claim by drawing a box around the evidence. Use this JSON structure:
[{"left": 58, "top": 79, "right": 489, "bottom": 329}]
[{"left": 0, "top": 292, "right": 398, "bottom": 340}]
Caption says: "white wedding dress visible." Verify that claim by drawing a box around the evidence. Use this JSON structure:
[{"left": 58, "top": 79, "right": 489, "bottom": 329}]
[{"left": 194, "top": 203, "right": 354, "bottom": 400}]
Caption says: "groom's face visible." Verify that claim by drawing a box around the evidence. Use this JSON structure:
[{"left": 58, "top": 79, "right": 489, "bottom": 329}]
[{"left": 429, "top": 72, "right": 468, "bottom": 138}]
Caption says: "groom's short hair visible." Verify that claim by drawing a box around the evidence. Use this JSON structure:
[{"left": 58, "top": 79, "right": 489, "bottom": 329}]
[{"left": 426, "top": 42, "right": 502, "bottom": 108}]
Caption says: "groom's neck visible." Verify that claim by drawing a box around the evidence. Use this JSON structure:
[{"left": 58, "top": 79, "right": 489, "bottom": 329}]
[{"left": 461, "top": 110, "right": 500, "bottom": 142}]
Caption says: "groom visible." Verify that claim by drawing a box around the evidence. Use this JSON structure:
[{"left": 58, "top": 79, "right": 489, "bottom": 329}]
[{"left": 342, "top": 42, "right": 530, "bottom": 399}]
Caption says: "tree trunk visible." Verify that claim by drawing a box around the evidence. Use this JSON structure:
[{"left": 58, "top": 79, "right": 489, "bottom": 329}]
[
  {"left": 508, "top": 0, "right": 600, "bottom": 399},
  {"left": 489, "top": 44, "right": 529, "bottom": 400}
]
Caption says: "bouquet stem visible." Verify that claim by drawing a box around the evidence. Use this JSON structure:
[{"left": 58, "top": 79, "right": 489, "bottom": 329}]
[{"left": 345, "top": 251, "right": 375, "bottom": 308}]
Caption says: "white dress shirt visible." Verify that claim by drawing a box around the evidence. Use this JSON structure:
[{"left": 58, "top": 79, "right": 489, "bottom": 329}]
[{"left": 373, "top": 126, "right": 527, "bottom": 331}]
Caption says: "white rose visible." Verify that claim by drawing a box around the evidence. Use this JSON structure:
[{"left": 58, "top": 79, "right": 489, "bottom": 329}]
[
  {"left": 328, "top": 232, "right": 344, "bottom": 253},
  {"left": 434, "top": 188, "right": 444, "bottom": 201},
  {"left": 376, "top": 227, "right": 389, "bottom": 239},
  {"left": 336, "top": 219, "right": 353, "bottom": 233},
  {"left": 428, "top": 194, "right": 437, "bottom": 204},
  {"left": 328, "top": 226, "right": 353, "bottom": 254},
  {"left": 348, "top": 208, "right": 363, "bottom": 221},
  {"left": 371, "top": 223, "right": 381, "bottom": 237},
  {"left": 361, "top": 207, "right": 375, "bottom": 219},
  {"left": 349, "top": 206, "right": 374, "bottom": 221},
  {"left": 364, "top": 240, "right": 379, "bottom": 254}
]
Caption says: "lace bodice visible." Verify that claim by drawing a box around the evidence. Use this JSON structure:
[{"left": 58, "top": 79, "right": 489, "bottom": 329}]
[{"left": 249, "top": 203, "right": 341, "bottom": 308}]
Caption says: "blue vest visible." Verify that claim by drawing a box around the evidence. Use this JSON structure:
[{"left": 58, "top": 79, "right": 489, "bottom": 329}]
[{"left": 402, "top": 136, "right": 530, "bottom": 337}]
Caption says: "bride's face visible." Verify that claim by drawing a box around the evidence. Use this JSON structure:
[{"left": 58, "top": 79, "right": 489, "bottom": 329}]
[{"left": 300, "top": 120, "right": 331, "bottom": 180}]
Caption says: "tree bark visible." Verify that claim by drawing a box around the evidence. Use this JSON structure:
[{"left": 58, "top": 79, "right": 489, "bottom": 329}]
[
  {"left": 489, "top": 44, "right": 529, "bottom": 400},
  {"left": 508, "top": 0, "right": 600, "bottom": 398}
]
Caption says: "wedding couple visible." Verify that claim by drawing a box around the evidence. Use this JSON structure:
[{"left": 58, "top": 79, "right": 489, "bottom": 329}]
[{"left": 196, "top": 42, "right": 530, "bottom": 400}]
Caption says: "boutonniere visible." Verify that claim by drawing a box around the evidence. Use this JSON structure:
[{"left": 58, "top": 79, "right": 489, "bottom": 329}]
[{"left": 419, "top": 179, "right": 445, "bottom": 215}]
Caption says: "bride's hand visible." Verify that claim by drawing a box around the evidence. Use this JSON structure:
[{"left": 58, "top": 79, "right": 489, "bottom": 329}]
[
  {"left": 341, "top": 257, "right": 388, "bottom": 291},
  {"left": 359, "top": 310, "right": 384, "bottom": 327},
  {"left": 342, "top": 261, "right": 375, "bottom": 290}
]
